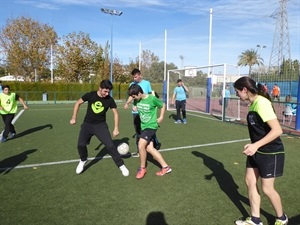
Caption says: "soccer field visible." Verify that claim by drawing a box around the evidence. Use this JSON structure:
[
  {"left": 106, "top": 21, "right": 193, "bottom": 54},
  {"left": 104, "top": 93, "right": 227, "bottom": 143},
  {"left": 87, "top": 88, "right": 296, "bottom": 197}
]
[{"left": 0, "top": 104, "right": 299, "bottom": 225}]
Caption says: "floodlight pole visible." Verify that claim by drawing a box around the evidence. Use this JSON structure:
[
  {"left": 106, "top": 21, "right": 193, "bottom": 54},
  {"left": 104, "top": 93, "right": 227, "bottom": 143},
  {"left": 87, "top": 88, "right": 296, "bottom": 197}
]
[
  {"left": 256, "top": 44, "right": 266, "bottom": 82},
  {"left": 101, "top": 8, "right": 123, "bottom": 84}
]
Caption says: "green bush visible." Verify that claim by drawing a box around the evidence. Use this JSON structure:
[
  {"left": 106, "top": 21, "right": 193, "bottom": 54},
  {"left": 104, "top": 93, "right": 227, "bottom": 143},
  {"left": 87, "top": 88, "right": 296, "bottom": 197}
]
[{"left": 4, "top": 81, "right": 164, "bottom": 101}]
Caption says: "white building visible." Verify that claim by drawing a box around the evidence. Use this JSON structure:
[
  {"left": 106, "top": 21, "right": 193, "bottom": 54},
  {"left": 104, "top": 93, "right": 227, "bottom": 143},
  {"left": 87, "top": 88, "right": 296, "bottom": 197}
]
[{"left": 0, "top": 75, "right": 25, "bottom": 82}]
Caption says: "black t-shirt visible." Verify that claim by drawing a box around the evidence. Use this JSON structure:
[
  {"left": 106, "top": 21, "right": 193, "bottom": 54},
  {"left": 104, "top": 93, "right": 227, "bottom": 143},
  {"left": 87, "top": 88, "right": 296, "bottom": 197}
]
[
  {"left": 247, "top": 96, "right": 283, "bottom": 153},
  {"left": 82, "top": 91, "right": 117, "bottom": 124}
]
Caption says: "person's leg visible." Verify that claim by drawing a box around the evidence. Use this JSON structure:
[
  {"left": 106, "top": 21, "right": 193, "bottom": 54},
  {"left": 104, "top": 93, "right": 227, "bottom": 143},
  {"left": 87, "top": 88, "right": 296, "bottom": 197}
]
[
  {"left": 153, "top": 134, "right": 161, "bottom": 150},
  {"left": 94, "top": 122, "right": 129, "bottom": 176},
  {"left": 260, "top": 154, "right": 287, "bottom": 223},
  {"left": 94, "top": 123, "right": 124, "bottom": 167},
  {"left": 225, "top": 98, "right": 228, "bottom": 108},
  {"left": 77, "top": 122, "right": 93, "bottom": 161},
  {"left": 181, "top": 100, "right": 187, "bottom": 122},
  {"left": 135, "top": 137, "right": 148, "bottom": 179},
  {"left": 175, "top": 100, "right": 181, "bottom": 122},
  {"left": 2, "top": 114, "right": 15, "bottom": 139},
  {"left": 235, "top": 167, "right": 261, "bottom": 225},
  {"left": 133, "top": 114, "right": 141, "bottom": 154},
  {"left": 245, "top": 167, "right": 261, "bottom": 218},
  {"left": 261, "top": 178, "right": 283, "bottom": 217},
  {"left": 136, "top": 129, "right": 156, "bottom": 179},
  {"left": 75, "top": 122, "right": 93, "bottom": 174},
  {"left": 146, "top": 142, "right": 168, "bottom": 167}
]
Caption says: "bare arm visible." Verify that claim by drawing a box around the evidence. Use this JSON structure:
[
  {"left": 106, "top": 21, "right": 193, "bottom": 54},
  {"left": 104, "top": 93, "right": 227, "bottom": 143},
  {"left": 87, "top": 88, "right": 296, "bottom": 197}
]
[
  {"left": 111, "top": 108, "right": 120, "bottom": 137},
  {"left": 124, "top": 96, "right": 133, "bottom": 110},
  {"left": 243, "top": 118, "right": 283, "bottom": 156},
  {"left": 18, "top": 97, "right": 28, "bottom": 110},
  {"left": 157, "top": 103, "right": 166, "bottom": 124},
  {"left": 70, "top": 98, "right": 84, "bottom": 125},
  {"left": 171, "top": 93, "right": 176, "bottom": 105}
]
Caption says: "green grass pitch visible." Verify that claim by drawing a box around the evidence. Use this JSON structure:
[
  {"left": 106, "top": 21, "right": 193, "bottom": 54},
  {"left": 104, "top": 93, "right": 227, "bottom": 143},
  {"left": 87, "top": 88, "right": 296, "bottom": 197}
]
[{"left": 0, "top": 103, "right": 299, "bottom": 225}]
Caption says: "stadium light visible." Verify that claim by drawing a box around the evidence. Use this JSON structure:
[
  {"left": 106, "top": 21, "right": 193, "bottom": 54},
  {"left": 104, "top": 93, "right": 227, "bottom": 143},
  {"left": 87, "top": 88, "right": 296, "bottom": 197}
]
[
  {"left": 101, "top": 8, "right": 123, "bottom": 83},
  {"left": 256, "top": 45, "right": 267, "bottom": 58},
  {"left": 256, "top": 45, "right": 267, "bottom": 82}
]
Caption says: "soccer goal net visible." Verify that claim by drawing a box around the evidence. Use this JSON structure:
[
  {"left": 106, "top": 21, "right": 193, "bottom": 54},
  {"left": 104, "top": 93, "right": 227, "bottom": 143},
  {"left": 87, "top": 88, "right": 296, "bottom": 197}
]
[{"left": 166, "top": 63, "right": 243, "bottom": 121}]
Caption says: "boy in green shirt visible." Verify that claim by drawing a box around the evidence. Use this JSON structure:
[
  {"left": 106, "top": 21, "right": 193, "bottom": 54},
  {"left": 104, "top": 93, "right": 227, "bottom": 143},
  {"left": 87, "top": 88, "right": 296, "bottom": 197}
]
[{"left": 128, "top": 84, "right": 171, "bottom": 179}]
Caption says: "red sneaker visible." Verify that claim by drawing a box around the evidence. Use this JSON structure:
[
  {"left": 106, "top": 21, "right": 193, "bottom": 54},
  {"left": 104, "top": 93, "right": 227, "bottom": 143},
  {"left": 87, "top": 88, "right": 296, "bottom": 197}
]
[
  {"left": 136, "top": 167, "right": 147, "bottom": 179},
  {"left": 156, "top": 165, "right": 172, "bottom": 176}
]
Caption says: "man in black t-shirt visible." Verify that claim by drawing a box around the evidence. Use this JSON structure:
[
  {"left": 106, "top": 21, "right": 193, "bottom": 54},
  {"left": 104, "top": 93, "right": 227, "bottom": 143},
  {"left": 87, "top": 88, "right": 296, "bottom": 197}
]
[{"left": 70, "top": 80, "right": 129, "bottom": 176}]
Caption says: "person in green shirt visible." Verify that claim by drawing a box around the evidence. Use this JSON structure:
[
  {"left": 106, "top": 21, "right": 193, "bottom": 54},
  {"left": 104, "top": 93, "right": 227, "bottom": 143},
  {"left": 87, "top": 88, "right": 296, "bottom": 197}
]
[
  {"left": 128, "top": 84, "right": 171, "bottom": 179},
  {"left": 0, "top": 84, "right": 28, "bottom": 142}
]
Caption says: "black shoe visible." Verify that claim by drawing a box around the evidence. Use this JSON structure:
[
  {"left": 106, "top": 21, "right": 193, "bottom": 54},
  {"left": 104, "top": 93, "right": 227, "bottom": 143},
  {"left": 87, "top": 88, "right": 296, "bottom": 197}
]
[{"left": 154, "top": 142, "right": 161, "bottom": 150}]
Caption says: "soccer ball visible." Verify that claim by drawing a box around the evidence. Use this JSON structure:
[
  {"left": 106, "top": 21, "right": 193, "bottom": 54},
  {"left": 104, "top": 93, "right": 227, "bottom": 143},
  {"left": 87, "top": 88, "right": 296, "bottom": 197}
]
[{"left": 117, "top": 142, "right": 129, "bottom": 155}]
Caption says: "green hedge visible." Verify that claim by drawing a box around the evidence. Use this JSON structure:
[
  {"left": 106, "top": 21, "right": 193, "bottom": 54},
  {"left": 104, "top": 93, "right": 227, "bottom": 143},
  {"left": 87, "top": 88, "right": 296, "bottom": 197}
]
[{"left": 3, "top": 81, "right": 165, "bottom": 101}]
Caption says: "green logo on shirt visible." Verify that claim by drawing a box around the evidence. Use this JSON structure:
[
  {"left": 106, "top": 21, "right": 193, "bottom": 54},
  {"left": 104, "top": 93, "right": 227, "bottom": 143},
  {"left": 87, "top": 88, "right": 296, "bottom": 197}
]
[{"left": 92, "top": 101, "right": 104, "bottom": 114}]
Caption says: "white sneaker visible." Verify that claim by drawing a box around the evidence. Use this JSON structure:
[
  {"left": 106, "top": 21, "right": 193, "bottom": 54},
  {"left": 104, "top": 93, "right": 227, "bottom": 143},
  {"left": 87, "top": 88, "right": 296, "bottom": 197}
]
[
  {"left": 274, "top": 214, "right": 288, "bottom": 225},
  {"left": 119, "top": 165, "right": 129, "bottom": 177},
  {"left": 131, "top": 152, "right": 140, "bottom": 157},
  {"left": 235, "top": 217, "right": 263, "bottom": 225},
  {"left": 76, "top": 160, "right": 87, "bottom": 174}
]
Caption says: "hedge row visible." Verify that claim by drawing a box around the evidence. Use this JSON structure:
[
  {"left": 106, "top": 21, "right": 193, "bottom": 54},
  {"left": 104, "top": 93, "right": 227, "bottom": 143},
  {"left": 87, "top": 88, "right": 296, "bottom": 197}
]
[{"left": 3, "top": 81, "right": 164, "bottom": 101}]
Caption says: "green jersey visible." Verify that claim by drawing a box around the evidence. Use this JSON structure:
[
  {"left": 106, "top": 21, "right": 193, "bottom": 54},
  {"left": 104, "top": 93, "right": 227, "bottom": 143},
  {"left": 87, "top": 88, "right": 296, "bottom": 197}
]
[
  {"left": 0, "top": 92, "right": 18, "bottom": 114},
  {"left": 134, "top": 95, "right": 163, "bottom": 130}
]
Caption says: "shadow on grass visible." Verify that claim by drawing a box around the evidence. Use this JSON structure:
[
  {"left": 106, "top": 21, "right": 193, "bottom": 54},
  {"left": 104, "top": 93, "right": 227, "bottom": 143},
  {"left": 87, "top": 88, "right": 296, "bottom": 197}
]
[
  {"left": 192, "top": 151, "right": 274, "bottom": 225},
  {"left": 168, "top": 113, "right": 177, "bottom": 121},
  {"left": 0, "top": 149, "right": 37, "bottom": 174},
  {"left": 288, "top": 214, "right": 300, "bottom": 225},
  {"left": 146, "top": 211, "right": 168, "bottom": 225},
  {"left": 15, "top": 124, "right": 53, "bottom": 138}
]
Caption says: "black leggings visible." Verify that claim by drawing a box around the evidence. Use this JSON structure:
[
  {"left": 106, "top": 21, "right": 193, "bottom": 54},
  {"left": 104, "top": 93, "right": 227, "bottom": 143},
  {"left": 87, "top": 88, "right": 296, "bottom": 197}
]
[
  {"left": 77, "top": 122, "right": 124, "bottom": 167},
  {"left": 1, "top": 114, "right": 15, "bottom": 138}
]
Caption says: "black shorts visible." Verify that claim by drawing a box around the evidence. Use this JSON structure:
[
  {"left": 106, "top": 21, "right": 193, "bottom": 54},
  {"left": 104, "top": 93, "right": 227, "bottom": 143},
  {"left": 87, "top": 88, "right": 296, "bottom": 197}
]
[
  {"left": 140, "top": 128, "right": 156, "bottom": 144},
  {"left": 246, "top": 152, "right": 285, "bottom": 178}
]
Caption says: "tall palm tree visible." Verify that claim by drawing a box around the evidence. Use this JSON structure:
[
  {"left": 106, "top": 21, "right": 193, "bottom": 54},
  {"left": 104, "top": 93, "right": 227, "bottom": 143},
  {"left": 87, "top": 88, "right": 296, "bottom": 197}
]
[{"left": 237, "top": 49, "right": 264, "bottom": 77}]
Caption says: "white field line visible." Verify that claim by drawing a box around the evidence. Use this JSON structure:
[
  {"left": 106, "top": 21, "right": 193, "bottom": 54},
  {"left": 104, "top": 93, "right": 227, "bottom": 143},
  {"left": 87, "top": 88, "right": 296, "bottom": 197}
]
[{"left": 0, "top": 138, "right": 249, "bottom": 171}]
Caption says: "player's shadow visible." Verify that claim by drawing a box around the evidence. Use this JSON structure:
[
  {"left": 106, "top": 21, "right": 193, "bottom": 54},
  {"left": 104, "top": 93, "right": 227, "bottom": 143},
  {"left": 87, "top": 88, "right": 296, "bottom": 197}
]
[
  {"left": 287, "top": 214, "right": 300, "bottom": 225},
  {"left": 168, "top": 114, "right": 177, "bottom": 121},
  {"left": 15, "top": 124, "right": 53, "bottom": 138},
  {"left": 84, "top": 137, "right": 131, "bottom": 172},
  {"left": 146, "top": 211, "right": 168, "bottom": 225},
  {"left": 0, "top": 149, "right": 37, "bottom": 174},
  {"left": 192, "top": 151, "right": 274, "bottom": 224}
]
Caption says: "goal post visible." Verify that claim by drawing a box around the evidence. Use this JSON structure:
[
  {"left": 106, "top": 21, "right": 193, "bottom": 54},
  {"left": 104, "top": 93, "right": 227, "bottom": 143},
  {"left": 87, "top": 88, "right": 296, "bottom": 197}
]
[{"left": 166, "top": 63, "right": 242, "bottom": 121}]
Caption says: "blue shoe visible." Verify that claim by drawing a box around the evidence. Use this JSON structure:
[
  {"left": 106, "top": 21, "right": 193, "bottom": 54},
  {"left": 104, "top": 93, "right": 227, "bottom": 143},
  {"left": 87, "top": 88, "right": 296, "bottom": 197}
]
[
  {"left": 174, "top": 120, "right": 182, "bottom": 124},
  {"left": 10, "top": 133, "right": 16, "bottom": 139},
  {"left": 1, "top": 137, "right": 7, "bottom": 143},
  {"left": 183, "top": 119, "right": 187, "bottom": 124}
]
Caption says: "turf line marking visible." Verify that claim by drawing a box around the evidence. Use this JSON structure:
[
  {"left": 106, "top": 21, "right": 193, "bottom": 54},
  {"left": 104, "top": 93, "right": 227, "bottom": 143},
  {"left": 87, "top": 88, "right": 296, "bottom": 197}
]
[
  {"left": 0, "top": 138, "right": 249, "bottom": 171},
  {"left": 159, "top": 138, "right": 250, "bottom": 152},
  {"left": 186, "top": 112, "right": 220, "bottom": 121}
]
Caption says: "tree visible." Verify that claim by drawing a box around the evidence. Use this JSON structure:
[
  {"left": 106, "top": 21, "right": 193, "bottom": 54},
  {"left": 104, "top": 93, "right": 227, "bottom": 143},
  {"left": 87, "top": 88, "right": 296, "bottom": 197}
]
[
  {"left": 0, "top": 16, "right": 58, "bottom": 81},
  {"left": 145, "top": 61, "right": 177, "bottom": 83},
  {"left": 140, "top": 49, "right": 159, "bottom": 73},
  {"left": 237, "top": 49, "right": 263, "bottom": 77},
  {"left": 56, "top": 31, "right": 103, "bottom": 82},
  {"left": 280, "top": 59, "right": 299, "bottom": 80}
]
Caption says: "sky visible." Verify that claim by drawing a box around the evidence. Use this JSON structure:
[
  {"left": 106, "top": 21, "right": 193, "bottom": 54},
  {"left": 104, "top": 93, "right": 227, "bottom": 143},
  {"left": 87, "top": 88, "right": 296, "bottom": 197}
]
[{"left": 0, "top": 0, "right": 299, "bottom": 75}]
